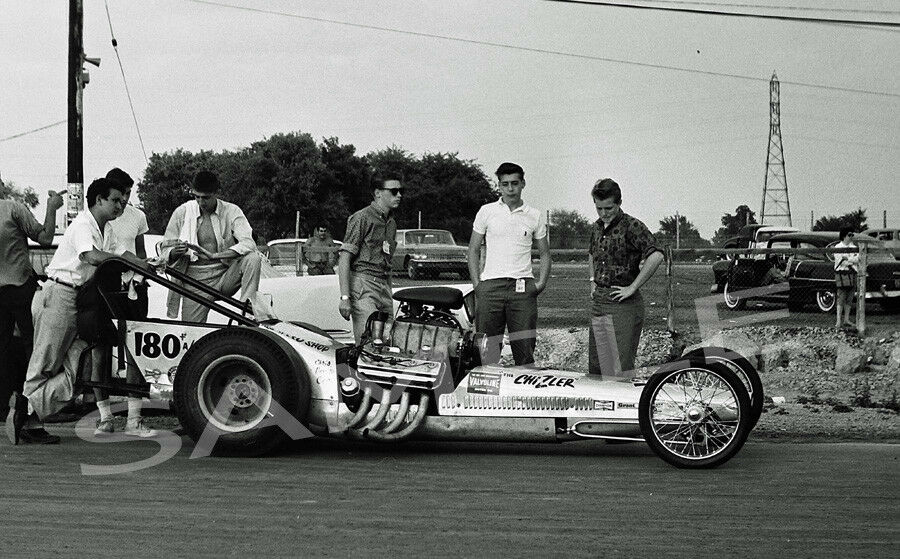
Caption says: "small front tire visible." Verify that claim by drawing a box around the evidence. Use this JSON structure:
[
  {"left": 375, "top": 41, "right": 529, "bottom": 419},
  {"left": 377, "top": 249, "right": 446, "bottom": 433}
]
[{"left": 639, "top": 362, "right": 752, "bottom": 469}]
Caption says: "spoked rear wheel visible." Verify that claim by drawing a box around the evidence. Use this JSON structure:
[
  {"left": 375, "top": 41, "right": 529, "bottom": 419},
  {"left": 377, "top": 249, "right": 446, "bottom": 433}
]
[{"left": 639, "top": 362, "right": 751, "bottom": 469}]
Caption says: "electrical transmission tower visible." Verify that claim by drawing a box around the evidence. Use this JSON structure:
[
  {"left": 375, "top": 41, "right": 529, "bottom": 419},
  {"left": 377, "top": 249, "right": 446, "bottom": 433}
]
[{"left": 760, "top": 72, "right": 792, "bottom": 226}]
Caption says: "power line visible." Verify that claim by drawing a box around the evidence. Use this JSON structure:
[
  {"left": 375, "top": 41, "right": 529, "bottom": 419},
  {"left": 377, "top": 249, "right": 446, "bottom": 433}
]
[
  {"left": 0, "top": 120, "right": 67, "bottom": 143},
  {"left": 547, "top": 0, "right": 900, "bottom": 27},
  {"left": 104, "top": 0, "right": 149, "bottom": 163},
  {"left": 620, "top": 0, "right": 900, "bottom": 16},
  {"left": 184, "top": 0, "right": 900, "bottom": 99}
]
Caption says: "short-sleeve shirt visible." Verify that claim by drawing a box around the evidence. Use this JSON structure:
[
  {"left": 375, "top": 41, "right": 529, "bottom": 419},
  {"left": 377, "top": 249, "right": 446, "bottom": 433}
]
[
  {"left": 340, "top": 203, "right": 397, "bottom": 279},
  {"left": 833, "top": 240, "right": 859, "bottom": 272},
  {"left": 109, "top": 204, "right": 149, "bottom": 255},
  {"left": 45, "top": 209, "right": 120, "bottom": 286},
  {"left": 472, "top": 199, "right": 547, "bottom": 281},
  {"left": 0, "top": 200, "right": 45, "bottom": 287},
  {"left": 589, "top": 212, "right": 660, "bottom": 288}
]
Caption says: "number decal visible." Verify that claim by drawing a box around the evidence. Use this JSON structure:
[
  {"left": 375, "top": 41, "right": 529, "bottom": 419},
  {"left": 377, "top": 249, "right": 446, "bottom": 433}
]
[
  {"left": 134, "top": 331, "right": 188, "bottom": 360},
  {"left": 162, "top": 334, "right": 180, "bottom": 359}
]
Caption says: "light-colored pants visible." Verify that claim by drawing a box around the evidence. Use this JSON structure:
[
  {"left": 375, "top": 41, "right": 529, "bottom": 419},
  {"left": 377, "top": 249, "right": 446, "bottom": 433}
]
[
  {"left": 23, "top": 282, "right": 87, "bottom": 419},
  {"left": 350, "top": 273, "right": 393, "bottom": 344},
  {"left": 181, "top": 252, "right": 262, "bottom": 323},
  {"left": 588, "top": 287, "right": 645, "bottom": 377}
]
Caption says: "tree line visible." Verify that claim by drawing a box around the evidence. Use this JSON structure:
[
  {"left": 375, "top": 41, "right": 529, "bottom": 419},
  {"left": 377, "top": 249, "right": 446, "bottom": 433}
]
[{"left": 137, "top": 132, "right": 497, "bottom": 244}]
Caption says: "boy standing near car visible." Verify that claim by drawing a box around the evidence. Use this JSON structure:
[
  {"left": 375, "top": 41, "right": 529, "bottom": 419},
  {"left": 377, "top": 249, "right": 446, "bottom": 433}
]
[
  {"left": 305, "top": 223, "right": 337, "bottom": 276},
  {"left": 0, "top": 190, "right": 63, "bottom": 419},
  {"left": 7, "top": 178, "right": 149, "bottom": 445},
  {"left": 338, "top": 173, "right": 402, "bottom": 343},
  {"left": 587, "top": 178, "right": 663, "bottom": 378},
  {"left": 467, "top": 162, "right": 551, "bottom": 366}
]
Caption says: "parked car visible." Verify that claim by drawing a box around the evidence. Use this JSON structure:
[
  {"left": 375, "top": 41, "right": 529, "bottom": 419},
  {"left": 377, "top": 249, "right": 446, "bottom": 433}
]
[
  {"left": 712, "top": 225, "right": 798, "bottom": 289},
  {"left": 714, "top": 231, "right": 900, "bottom": 313},
  {"left": 391, "top": 229, "right": 469, "bottom": 280},
  {"left": 862, "top": 228, "right": 900, "bottom": 259}
]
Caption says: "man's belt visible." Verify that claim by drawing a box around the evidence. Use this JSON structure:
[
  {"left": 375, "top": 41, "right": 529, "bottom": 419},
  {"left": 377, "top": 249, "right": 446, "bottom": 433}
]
[{"left": 48, "top": 276, "right": 77, "bottom": 289}]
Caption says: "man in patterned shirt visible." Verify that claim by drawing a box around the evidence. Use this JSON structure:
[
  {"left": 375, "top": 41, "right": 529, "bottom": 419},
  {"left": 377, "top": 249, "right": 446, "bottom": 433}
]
[{"left": 587, "top": 178, "right": 663, "bottom": 377}]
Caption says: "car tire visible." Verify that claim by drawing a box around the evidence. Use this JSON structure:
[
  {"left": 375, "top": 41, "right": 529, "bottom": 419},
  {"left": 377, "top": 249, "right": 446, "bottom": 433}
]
[
  {"left": 406, "top": 259, "right": 420, "bottom": 280},
  {"left": 723, "top": 282, "right": 746, "bottom": 310},
  {"left": 680, "top": 348, "right": 763, "bottom": 430},
  {"left": 815, "top": 290, "right": 836, "bottom": 313},
  {"left": 639, "top": 361, "right": 752, "bottom": 469},
  {"left": 173, "top": 328, "right": 310, "bottom": 456}
]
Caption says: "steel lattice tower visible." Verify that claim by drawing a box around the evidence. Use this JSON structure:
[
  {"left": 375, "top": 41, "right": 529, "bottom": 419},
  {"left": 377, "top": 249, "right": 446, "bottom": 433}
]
[{"left": 761, "top": 72, "right": 792, "bottom": 226}]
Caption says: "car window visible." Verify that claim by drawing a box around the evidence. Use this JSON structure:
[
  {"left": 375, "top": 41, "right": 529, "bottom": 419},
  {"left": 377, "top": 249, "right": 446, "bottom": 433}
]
[{"left": 405, "top": 231, "right": 454, "bottom": 245}]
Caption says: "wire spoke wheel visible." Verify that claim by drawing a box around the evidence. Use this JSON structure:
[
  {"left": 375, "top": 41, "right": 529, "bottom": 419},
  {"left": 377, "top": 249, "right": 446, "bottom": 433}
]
[{"left": 640, "top": 363, "right": 751, "bottom": 469}]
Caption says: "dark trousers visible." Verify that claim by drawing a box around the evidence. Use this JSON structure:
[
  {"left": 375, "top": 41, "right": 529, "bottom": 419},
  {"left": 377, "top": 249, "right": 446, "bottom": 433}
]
[
  {"left": 0, "top": 277, "right": 37, "bottom": 415},
  {"left": 475, "top": 278, "right": 538, "bottom": 366},
  {"left": 588, "top": 287, "right": 644, "bottom": 377}
]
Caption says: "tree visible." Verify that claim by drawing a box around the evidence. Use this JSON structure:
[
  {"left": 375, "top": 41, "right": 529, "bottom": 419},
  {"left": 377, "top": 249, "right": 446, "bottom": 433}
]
[
  {"left": 366, "top": 149, "right": 496, "bottom": 243},
  {"left": 712, "top": 204, "right": 757, "bottom": 245},
  {"left": 0, "top": 178, "right": 39, "bottom": 208},
  {"left": 549, "top": 209, "right": 591, "bottom": 249},
  {"left": 656, "top": 214, "right": 711, "bottom": 249},
  {"left": 813, "top": 208, "right": 868, "bottom": 232}
]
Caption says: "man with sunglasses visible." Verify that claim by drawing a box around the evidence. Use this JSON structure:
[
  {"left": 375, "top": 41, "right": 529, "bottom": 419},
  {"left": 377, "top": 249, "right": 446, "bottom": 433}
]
[
  {"left": 162, "top": 171, "right": 262, "bottom": 323},
  {"left": 338, "top": 173, "right": 402, "bottom": 343},
  {"left": 305, "top": 223, "right": 337, "bottom": 276}
]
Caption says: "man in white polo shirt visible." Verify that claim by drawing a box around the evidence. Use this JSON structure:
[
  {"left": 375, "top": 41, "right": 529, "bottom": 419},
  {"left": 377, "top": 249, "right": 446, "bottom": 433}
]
[
  {"left": 6, "top": 178, "right": 146, "bottom": 445},
  {"left": 467, "top": 162, "right": 551, "bottom": 366}
]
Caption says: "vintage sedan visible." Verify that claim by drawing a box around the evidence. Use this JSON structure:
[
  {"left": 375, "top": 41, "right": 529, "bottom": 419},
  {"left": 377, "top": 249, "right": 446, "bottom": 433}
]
[
  {"left": 716, "top": 232, "right": 900, "bottom": 313},
  {"left": 391, "top": 228, "right": 469, "bottom": 280}
]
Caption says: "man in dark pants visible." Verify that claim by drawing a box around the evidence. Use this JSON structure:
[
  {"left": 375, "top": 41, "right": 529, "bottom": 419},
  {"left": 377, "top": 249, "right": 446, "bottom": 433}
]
[
  {"left": 0, "top": 191, "right": 63, "bottom": 419},
  {"left": 467, "top": 162, "right": 551, "bottom": 366},
  {"left": 587, "top": 178, "right": 663, "bottom": 378},
  {"left": 305, "top": 223, "right": 337, "bottom": 276}
]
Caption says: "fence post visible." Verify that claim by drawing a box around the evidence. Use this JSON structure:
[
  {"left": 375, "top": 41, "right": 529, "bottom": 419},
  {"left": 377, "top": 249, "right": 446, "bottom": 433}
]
[
  {"left": 856, "top": 242, "right": 867, "bottom": 336},
  {"left": 666, "top": 246, "right": 675, "bottom": 333}
]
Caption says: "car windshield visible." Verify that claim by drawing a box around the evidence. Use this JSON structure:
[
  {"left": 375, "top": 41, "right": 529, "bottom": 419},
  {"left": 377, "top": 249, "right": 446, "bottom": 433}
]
[
  {"left": 268, "top": 242, "right": 303, "bottom": 265},
  {"left": 406, "top": 231, "right": 455, "bottom": 245}
]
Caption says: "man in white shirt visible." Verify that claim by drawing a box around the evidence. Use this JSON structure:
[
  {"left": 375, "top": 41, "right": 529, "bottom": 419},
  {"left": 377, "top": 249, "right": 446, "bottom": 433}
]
[
  {"left": 163, "top": 171, "right": 261, "bottom": 323},
  {"left": 97, "top": 167, "right": 156, "bottom": 438},
  {"left": 7, "top": 178, "right": 147, "bottom": 445},
  {"left": 467, "top": 162, "right": 551, "bottom": 366}
]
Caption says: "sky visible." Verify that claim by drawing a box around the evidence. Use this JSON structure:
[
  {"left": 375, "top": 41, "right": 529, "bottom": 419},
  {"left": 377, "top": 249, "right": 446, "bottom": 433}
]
[{"left": 1, "top": 0, "right": 898, "bottom": 237}]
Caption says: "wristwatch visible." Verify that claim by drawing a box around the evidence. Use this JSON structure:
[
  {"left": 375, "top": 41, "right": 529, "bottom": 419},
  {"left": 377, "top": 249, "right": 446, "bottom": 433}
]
[{"left": 340, "top": 295, "right": 350, "bottom": 301}]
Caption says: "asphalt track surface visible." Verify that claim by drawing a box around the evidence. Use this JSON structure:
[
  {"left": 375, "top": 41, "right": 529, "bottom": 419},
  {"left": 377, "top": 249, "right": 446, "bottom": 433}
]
[{"left": 1, "top": 430, "right": 897, "bottom": 558}]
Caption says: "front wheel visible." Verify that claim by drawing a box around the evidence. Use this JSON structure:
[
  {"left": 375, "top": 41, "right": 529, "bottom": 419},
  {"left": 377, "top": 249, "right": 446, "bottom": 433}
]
[
  {"left": 723, "top": 282, "right": 746, "bottom": 310},
  {"left": 639, "top": 362, "right": 752, "bottom": 469},
  {"left": 816, "top": 290, "right": 836, "bottom": 313},
  {"left": 173, "top": 328, "right": 309, "bottom": 456}
]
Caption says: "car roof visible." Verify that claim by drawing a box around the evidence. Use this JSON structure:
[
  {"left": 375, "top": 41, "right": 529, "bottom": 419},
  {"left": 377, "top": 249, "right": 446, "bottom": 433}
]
[
  {"left": 396, "top": 228, "right": 453, "bottom": 233},
  {"left": 267, "top": 238, "right": 342, "bottom": 246},
  {"left": 768, "top": 231, "right": 839, "bottom": 244}
]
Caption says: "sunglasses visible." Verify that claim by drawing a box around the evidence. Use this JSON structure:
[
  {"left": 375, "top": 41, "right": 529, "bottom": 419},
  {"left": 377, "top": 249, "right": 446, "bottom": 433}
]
[{"left": 379, "top": 188, "right": 404, "bottom": 196}]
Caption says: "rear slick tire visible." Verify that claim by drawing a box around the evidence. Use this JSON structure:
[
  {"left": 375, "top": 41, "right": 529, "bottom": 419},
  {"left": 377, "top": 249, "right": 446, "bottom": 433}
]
[{"left": 173, "top": 328, "right": 309, "bottom": 456}]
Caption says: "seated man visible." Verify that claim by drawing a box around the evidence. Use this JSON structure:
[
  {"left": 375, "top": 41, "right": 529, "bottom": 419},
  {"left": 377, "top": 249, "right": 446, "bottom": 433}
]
[{"left": 163, "top": 171, "right": 261, "bottom": 322}]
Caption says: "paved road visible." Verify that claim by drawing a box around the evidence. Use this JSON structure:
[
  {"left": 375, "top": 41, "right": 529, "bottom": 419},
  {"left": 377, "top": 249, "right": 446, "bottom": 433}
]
[{"left": 1, "top": 430, "right": 897, "bottom": 558}]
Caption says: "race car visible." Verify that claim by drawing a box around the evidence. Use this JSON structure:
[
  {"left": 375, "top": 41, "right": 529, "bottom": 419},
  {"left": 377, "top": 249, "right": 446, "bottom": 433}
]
[{"left": 86, "top": 256, "right": 763, "bottom": 469}]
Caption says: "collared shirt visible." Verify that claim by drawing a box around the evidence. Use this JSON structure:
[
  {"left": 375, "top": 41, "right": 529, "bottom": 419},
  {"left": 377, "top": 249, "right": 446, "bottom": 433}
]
[
  {"left": 305, "top": 235, "right": 336, "bottom": 264},
  {"left": 472, "top": 198, "right": 547, "bottom": 281},
  {"left": 109, "top": 204, "right": 149, "bottom": 255},
  {"left": 163, "top": 198, "right": 256, "bottom": 261},
  {"left": 341, "top": 202, "right": 396, "bottom": 279},
  {"left": 834, "top": 240, "right": 859, "bottom": 272},
  {"left": 0, "top": 200, "right": 44, "bottom": 287},
  {"left": 589, "top": 212, "right": 660, "bottom": 288},
  {"left": 45, "top": 209, "right": 120, "bottom": 286}
]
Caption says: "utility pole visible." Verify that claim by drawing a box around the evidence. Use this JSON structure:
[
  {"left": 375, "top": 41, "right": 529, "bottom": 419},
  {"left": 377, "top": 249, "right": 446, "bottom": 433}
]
[
  {"left": 761, "top": 72, "right": 792, "bottom": 226},
  {"left": 67, "top": 0, "right": 99, "bottom": 225}
]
